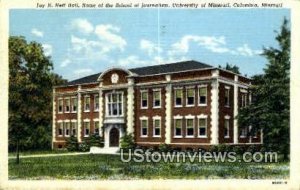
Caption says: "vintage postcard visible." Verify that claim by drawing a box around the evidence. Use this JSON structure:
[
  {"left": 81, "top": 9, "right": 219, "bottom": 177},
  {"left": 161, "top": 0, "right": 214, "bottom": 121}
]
[{"left": 0, "top": 0, "right": 300, "bottom": 189}]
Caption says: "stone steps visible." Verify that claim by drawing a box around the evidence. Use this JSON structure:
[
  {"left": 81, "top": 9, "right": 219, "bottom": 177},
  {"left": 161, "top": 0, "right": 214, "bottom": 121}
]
[{"left": 89, "top": 146, "right": 119, "bottom": 154}]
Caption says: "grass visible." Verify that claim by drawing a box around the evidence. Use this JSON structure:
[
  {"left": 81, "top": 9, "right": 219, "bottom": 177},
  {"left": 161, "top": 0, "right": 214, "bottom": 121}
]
[
  {"left": 9, "top": 149, "right": 69, "bottom": 157},
  {"left": 9, "top": 154, "right": 289, "bottom": 180}
]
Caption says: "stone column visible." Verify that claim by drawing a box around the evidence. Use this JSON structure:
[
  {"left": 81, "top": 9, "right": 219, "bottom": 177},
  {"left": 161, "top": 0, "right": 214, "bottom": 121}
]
[
  {"left": 210, "top": 70, "right": 219, "bottom": 145},
  {"left": 165, "top": 75, "right": 172, "bottom": 144},
  {"left": 127, "top": 78, "right": 135, "bottom": 136},
  {"left": 52, "top": 88, "right": 56, "bottom": 149},
  {"left": 233, "top": 75, "right": 239, "bottom": 144},
  {"left": 99, "top": 82, "right": 104, "bottom": 137},
  {"left": 77, "top": 85, "right": 82, "bottom": 142}
]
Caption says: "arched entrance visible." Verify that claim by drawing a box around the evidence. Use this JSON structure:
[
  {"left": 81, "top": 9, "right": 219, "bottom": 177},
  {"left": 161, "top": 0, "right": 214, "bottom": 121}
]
[{"left": 109, "top": 127, "right": 119, "bottom": 147}]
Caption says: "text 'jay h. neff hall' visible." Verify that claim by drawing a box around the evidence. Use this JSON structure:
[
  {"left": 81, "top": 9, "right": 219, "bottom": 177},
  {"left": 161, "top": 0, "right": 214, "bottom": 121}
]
[{"left": 52, "top": 60, "right": 262, "bottom": 150}]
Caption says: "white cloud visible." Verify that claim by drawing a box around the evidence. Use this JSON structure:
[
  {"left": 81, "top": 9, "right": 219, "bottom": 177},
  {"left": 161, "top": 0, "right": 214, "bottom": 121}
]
[
  {"left": 42, "top": 44, "right": 52, "bottom": 56},
  {"left": 71, "top": 18, "right": 94, "bottom": 34},
  {"left": 118, "top": 55, "right": 149, "bottom": 67},
  {"left": 73, "top": 68, "right": 94, "bottom": 79},
  {"left": 31, "top": 28, "right": 43, "bottom": 37},
  {"left": 236, "top": 44, "right": 262, "bottom": 56},
  {"left": 94, "top": 24, "right": 127, "bottom": 51},
  {"left": 60, "top": 59, "right": 71, "bottom": 67},
  {"left": 140, "top": 39, "right": 162, "bottom": 56}
]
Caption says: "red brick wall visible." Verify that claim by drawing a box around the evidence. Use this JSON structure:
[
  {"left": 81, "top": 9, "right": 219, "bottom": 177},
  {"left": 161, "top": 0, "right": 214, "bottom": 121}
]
[
  {"left": 135, "top": 75, "right": 166, "bottom": 84},
  {"left": 171, "top": 70, "right": 211, "bottom": 81}
]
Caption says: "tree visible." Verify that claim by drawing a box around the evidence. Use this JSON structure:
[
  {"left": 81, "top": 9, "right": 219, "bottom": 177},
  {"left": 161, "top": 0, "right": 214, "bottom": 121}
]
[
  {"left": 219, "top": 63, "right": 241, "bottom": 74},
  {"left": 237, "top": 18, "right": 290, "bottom": 160},
  {"left": 9, "top": 36, "right": 66, "bottom": 163}
]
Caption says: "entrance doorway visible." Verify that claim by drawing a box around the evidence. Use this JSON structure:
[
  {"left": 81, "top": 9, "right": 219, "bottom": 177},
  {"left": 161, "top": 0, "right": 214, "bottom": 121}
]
[{"left": 109, "top": 127, "right": 119, "bottom": 147}]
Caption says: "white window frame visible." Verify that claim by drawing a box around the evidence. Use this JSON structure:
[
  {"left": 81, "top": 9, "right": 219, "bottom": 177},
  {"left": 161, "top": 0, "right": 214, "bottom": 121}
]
[
  {"left": 225, "top": 86, "right": 230, "bottom": 107},
  {"left": 240, "top": 126, "right": 247, "bottom": 138},
  {"left": 106, "top": 92, "right": 124, "bottom": 117},
  {"left": 174, "top": 115, "right": 183, "bottom": 138},
  {"left": 241, "top": 92, "right": 248, "bottom": 108},
  {"left": 185, "top": 115, "right": 195, "bottom": 138},
  {"left": 153, "top": 116, "right": 161, "bottom": 137},
  {"left": 94, "top": 95, "right": 99, "bottom": 112},
  {"left": 186, "top": 87, "right": 195, "bottom": 107},
  {"left": 64, "top": 98, "right": 70, "bottom": 113},
  {"left": 71, "top": 97, "right": 77, "bottom": 113},
  {"left": 71, "top": 120, "right": 77, "bottom": 137},
  {"left": 197, "top": 114, "right": 208, "bottom": 138},
  {"left": 140, "top": 90, "right": 148, "bottom": 109},
  {"left": 84, "top": 95, "right": 91, "bottom": 112},
  {"left": 198, "top": 85, "right": 207, "bottom": 106},
  {"left": 174, "top": 87, "right": 183, "bottom": 108},
  {"left": 64, "top": 120, "right": 70, "bottom": 137},
  {"left": 83, "top": 119, "right": 90, "bottom": 137},
  {"left": 153, "top": 89, "right": 161, "bottom": 109},
  {"left": 58, "top": 98, "right": 63, "bottom": 114},
  {"left": 224, "top": 115, "right": 230, "bottom": 138},
  {"left": 140, "top": 116, "right": 148, "bottom": 137},
  {"left": 57, "top": 120, "right": 63, "bottom": 137}
]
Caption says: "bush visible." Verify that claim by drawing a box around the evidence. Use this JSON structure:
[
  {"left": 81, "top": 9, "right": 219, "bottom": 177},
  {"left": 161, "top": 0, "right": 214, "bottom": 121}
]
[
  {"left": 158, "top": 143, "right": 170, "bottom": 152},
  {"left": 120, "top": 133, "right": 135, "bottom": 152},
  {"left": 66, "top": 136, "right": 78, "bottom": 151},
  {"left": 232, "top": 146, "right": 243, "bottom": 155},
  {"left": 78, "top": 142, "right": 90, "bottom": 152},
  {"left": 88, "top": 133, "right": 104, "bottom": 147}
]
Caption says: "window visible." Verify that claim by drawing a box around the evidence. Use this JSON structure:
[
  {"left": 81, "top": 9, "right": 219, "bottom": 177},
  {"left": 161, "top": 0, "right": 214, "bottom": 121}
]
[
  {"left": 240, "top": 126, "right": 247, "bottom": 138},
  {"left": 153, "top": 117, "right": 161, "bottom": 137},
  {"left": 174, "top": 119, "right": 182, "bottom": 137},
  {"left": 153, "top": 90, "right": 161, "bottom": 108},
  {"left": 107, "top": 92, "right": 123, "bottom": 116},
  {"left": 198, "top": 86, "right": 207, "bottom": 105},
  {"left": 71, "top": 97, "right": 77, "bottom": 112},
  {"left": 241, "top": 93, "right": 248, "bottom": 107},
  {"left": 84, "top": 96, "right": 90, "bottom": 112},
  {"left": 141, "top": 90, "right": 148, "bottom": 108},
  {"left": 175, "top": 88, "right": 183, "bottom": 107},
  {"left": 225, "top": 87, "right": 230, "bottom": 107},
  {"left": 65, "top": 98, "right": 70, "bottom": 113},
  {"left": 198, "top": 117, "right": 207, "bottom": 137},
  {"left": 71, "top": 121, "right": 77, "bottom": 136},
  {"left": 94, "top": 121, "right": 99, "bottom": 134},
  {"left": 58, "top": 99, "right": 63, "bottom": 113},
  {"left": 141, "top": 119, "right": 148, "bottom": 137},
  {"left": 186, "top": 118, "right": 194, "bottom": 137},
  {"left": 58, "top": 122, "right": 63, "bottom": 136},
  {"left": 224, "top": 119, "right": 230, "bottom": 138},
  {"left": 64, "top": 122, "right": 70, "bottom": 137},
  {"left": 253, "top": 127, "right": 258, "bottom": 138},
  {"left": 84, "top": 121, "right": 90, "bottom": 137},
  {"left": 94, "top": 95, "right": 99, "bottom": 111},
  {"left": 186, "top": 88, "right": 195, "bottom": 106}
]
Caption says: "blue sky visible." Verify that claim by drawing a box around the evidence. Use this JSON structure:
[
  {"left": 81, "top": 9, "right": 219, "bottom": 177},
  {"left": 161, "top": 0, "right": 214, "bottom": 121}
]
[{"left": 10, "top": 9, "right": 290, "bottom": 80}]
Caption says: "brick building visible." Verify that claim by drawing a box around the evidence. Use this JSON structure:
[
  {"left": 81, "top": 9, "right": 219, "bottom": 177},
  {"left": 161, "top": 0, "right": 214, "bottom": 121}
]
[{"left": 52, "top": 60, "right": 262, "bottom": 150}]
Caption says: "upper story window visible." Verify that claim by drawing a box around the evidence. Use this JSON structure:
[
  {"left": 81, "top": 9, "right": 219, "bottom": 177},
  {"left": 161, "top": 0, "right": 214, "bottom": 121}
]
[
  {"left": 186, "top": 88, "right": 195, "bottom": 106},
  {"left": 153, "top": 89, "right": 161, "bottom": 108},
  {"left": 94, "top": 95, "right": 99, "bottom": 111},
  {"left": 198, "top": 86, "right": 207, "bottom": 106},
  {"left": 225, "top": 87, "right": 230, "bottom": 107},
  {"left": 174, "top": 118, "right": 183, "bottom": 137},
  {"left": 186, "top": 118, "right": 194, "bottom": 137},
  {"left": 71, "top": 97, "right": 77, "bottom": 113},
  {"left": 58, "top": 99, "right": 63, "bottom": 113},
  {"left": 241, "top": 93, "right": 248, "bottom": 107},
  {"left": 140, "top": 118, "right": 148, "bottom": 137},
  {"left": 174, "top": 88, "right": 183, "bottom": 107},
  {"left": 107, "top": 92, "right": 123, "bottom": 116},
  {"left": 153, "top": 117, "right": 161, "bottom": 137},
  {"left": 224, "top": 118, "right": 230, "bottom": 138},
  {"left": 84, "top": 96, "right": 90, "bottom": 112},
  {"left": 65, "top": 98, "right": 70, "bottom": 113},
  {"left": 198, "top": 116, "right": 207, "bottom": 137},
  {"left": 141, "top": 90, "right": 148, "bottom": 109}
]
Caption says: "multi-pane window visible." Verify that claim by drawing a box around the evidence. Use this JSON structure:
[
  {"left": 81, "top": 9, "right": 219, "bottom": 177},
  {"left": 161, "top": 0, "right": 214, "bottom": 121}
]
[
  {"left": 186, "top": 118, "right": 194, "bottom": 137},
  {"left": 94, "top": 95, "right": 99, "bottom": 111},
  {"left": 198, "top": 117, "right": 207, "bottom": 137},
  {"left": 141, "top": 90, "right": 148, "bottom": 108},
  {"left": 64, "top": 122, "right": 70, "bottom": 137},
  {"left": 240, "top": 126, "right": 247, "bottom": 137},
  {"left": 71, "top": 97, "right": 77, "bottom": 112},
  {"left": 71, "top": 121, "right": 77, "bottom": 136},
  {"left": 84, "top": 121, "right": 90, "bottom": 137},
  {"left": 153, "top": 90, "right": 161, "bottom": 108},
  {"left": 94, "top": 121, "right": 99, "bottom": 135},
  {"left": 141, "top": 119, "right": 148, "bottom": 137},
  {"left": 174, "top": 119, "right": 182, "bottom": 137},
  {"left": 58, "top": 122, "right": 63, "bottom": 136},
  {"left": 186, "top": 88, "right": 195, "bottom": 106},
  {"left": 199, "top": 86, "right": 207, "bottom": 105},
  {"left": 58, "top": 99, "right": 63, "bottom": 113},
  {"left": 241, "top": 93, "right": 248, "bottom": 107},
  {"left": 153, "top": 118, "right": 161, "bottom": 137},
  {"left": 225, "top": 87, "right": 230, "bottom": 107},
  {"left": 65, "top": 98, "right": 70, "bottom": 113},
  {"left": 84, "top": 96, "right": 90, "bottom": 112},
  {"left": 224, "top": 119, "right": 230, "bottom": 138},
  {"left": 107, "top": 92, "right": 123, "bottom": 116},
  {"left": 175, "top": 88, "right": 183, "bottom": 107}
]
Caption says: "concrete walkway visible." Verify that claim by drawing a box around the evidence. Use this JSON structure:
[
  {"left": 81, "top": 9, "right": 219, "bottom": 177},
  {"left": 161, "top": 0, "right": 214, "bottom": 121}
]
[{"left": 8, "top": 152, "right": 90, "bottom": 159}]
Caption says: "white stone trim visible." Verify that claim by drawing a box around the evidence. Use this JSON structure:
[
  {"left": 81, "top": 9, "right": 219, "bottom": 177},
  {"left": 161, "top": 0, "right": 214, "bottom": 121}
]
[
  {"left": 210, "top": 71, "right": 219, "bottom": 144},
  {"left": 184, "top": 114, "right": 195, "bottom": 119},
  {"left": 165, "top": 83, "right": 172, "bottom": 144},
  {"left": 233, "top": 75, "right": 239, "bottom": 144},
  {"left": 127, "top": 78, "right": 135, "bottom": 136},
  {"left": 83, "top": 118, "right": 90, "bottom": 122},
  {"left": 52, "top": 89, "right": 56, "bottom": 149},
  {"left": 240, "top": 88, "right": 248, "bottom": 93},
  {"left": 225, "top": 85, "right": 231, "bottom": 90},
  {"left": 197, "top": 114, "right": 207, "bottom": 119},
  {"left": 99, "top": 82, "right": 103, "bottom": 137},
  {"left": 57, "top": 120, "right": 63, "bottom": 123},
  {"left": 77, "top": 86, "right": 82, "bottom": 142},
  {"left": 174, "top": 115, "right": 183, "bottom": 119},
  {"left": 224, "top": 115, "right": 231, "bottom": 120}
]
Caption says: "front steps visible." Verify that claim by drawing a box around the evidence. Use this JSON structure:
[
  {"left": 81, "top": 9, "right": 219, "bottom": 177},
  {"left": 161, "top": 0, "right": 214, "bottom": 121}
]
[{"left": 89, "top": 146, "right": 119, "bottom": 154}]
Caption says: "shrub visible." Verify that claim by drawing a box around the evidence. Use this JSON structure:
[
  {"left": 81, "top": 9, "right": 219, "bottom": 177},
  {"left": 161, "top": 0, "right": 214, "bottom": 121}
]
[
  {"left": 247, "top": 145, "right": 257, "bottom": 153},
  {"left": 232, "top": 146, "right": 243, "bottom": 155},
  {"left": 66, "top": 135, "right": 78, "bottom": 151},
  {"left": 78, "top": 142, "right": 90, "bottom": 152},
  {"left": 158, "top": 143, "right": 170, "bottom": 152},
  {"left": 88, "top": 133, "right": 104, "bottom": 147},
  {"left": 120, "top": 133, "right": 135, "bottom": 152}
]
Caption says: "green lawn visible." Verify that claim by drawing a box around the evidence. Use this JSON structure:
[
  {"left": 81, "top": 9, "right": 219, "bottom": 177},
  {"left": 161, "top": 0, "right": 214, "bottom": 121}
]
[
  {"left": 9, "top": 150, "right": 69, "bottom": 157},
  {"left": 9, "top": 154, "right": 289, "bottom": 180}
]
